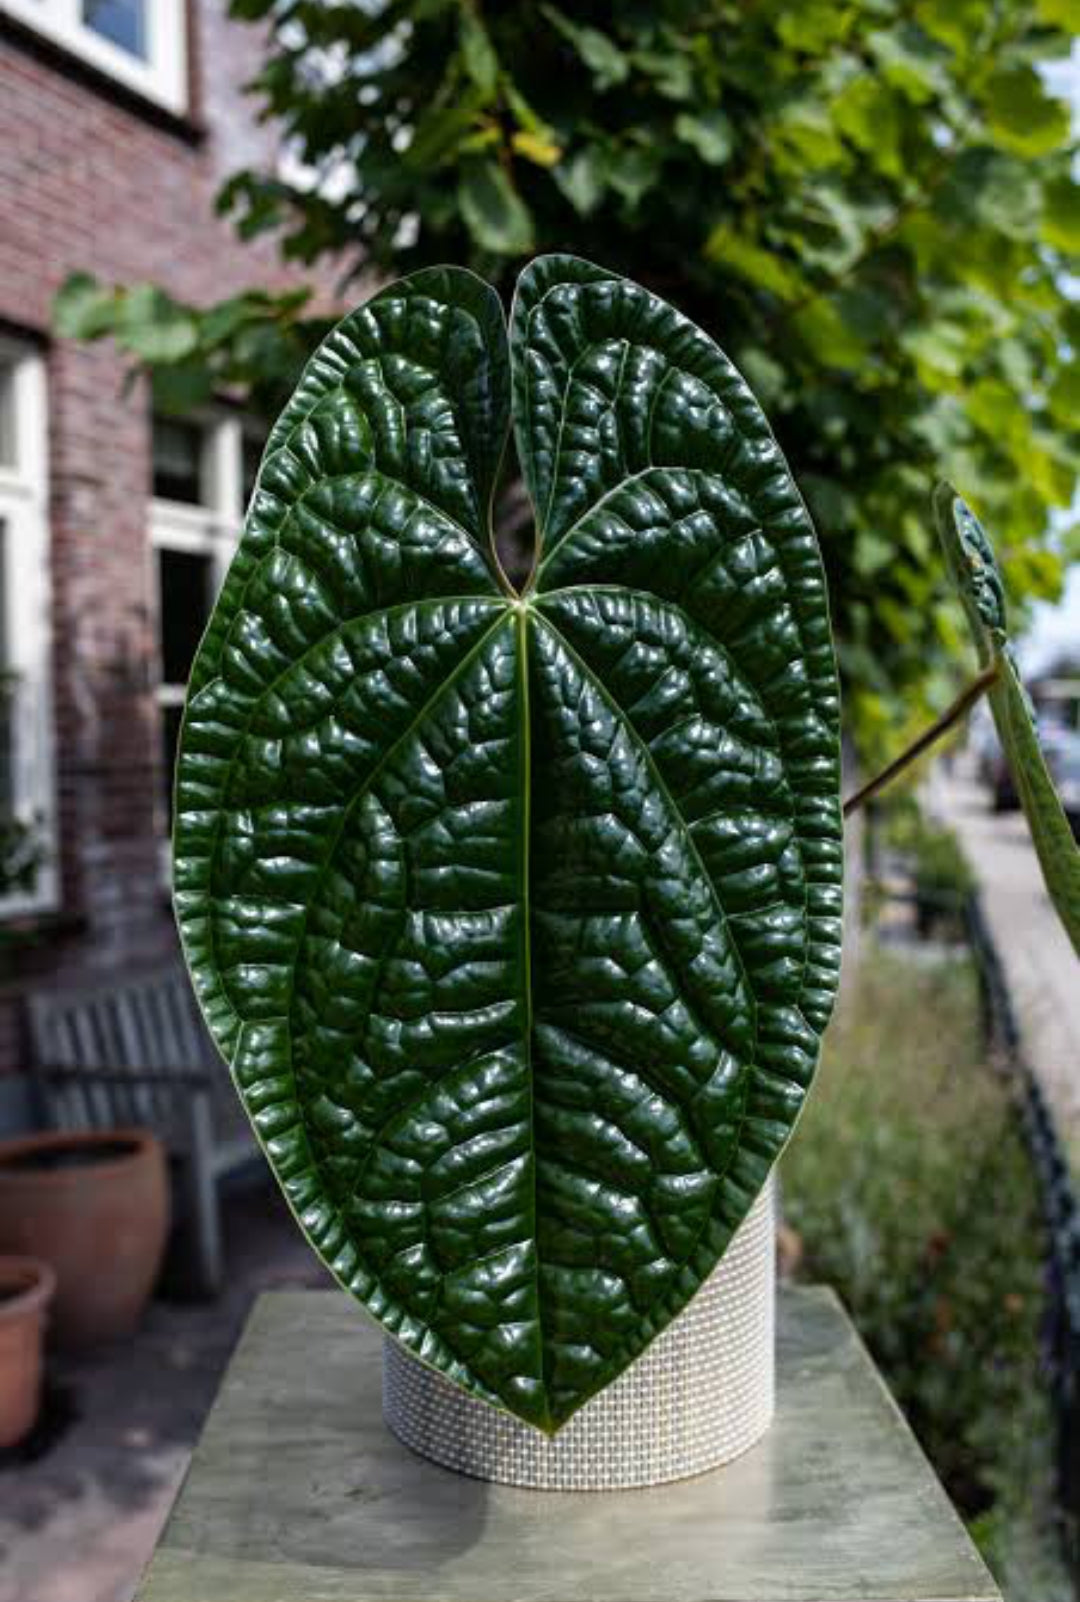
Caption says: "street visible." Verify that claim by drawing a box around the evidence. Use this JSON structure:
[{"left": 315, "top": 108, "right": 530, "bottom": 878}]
[{"left": 932, "top": 759, "right": 1080, "bottom": 1167}]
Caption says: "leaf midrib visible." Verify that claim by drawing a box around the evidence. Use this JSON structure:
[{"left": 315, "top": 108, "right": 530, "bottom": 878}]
[
  {"left": 515, "top": 600, "right": 548, "bottom": 1424},
  {"left": 530, "top": 607, "right": 759, "bottom": 1072}
]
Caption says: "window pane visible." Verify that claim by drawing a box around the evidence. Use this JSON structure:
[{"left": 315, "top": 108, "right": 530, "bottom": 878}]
[
  {"left": 158, "top": 549, "right": 212, "bottom": 686},
  {"left": 0, "top": 366, "right": 15, "bottom": 469},
  {"left": 241, "top": 433, "right": 265, "bottom": 509},
  {"left": 152, "top": 417, "right": 205, "bottom": 505},
  {"left": 162, "top": 703, "right": 182, "bottom": 830},
  {"left": 82, "top": 0, "right": 146, "bottom": 59}
]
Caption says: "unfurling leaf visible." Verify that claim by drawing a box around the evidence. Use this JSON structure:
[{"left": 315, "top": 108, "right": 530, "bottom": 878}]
[
  {"left": 933, "top": 484, "right": 1080, "bottom": 957},
  {"left": 174, "top": 259, "right": 843, "bottom": 1432}
]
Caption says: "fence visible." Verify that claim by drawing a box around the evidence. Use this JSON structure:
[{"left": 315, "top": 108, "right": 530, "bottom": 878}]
[{"left": 964, "top": 893, "right": 1080, "bottom": 1564}]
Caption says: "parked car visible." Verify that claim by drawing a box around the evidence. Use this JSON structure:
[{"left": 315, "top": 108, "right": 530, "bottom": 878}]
[
  {"left": 1048, "top": 733, "right": 1080, "bottom": 841},
  {"left": 1038, "top": 719, "right": 1075, "bottom": 765},
  {"left": 969, "top": 703, "right": 999, "bottom": 788},
  {"left": 985, "top": 742, "right": 1019, "bottom": 813},
  {"left": 969, "top": 703, "right": 1018, "bottom": 810},
  {"left": 975, "top": 710, "right": 1073, "bottom": 815}
]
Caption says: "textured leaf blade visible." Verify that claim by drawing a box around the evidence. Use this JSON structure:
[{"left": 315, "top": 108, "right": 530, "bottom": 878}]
[
  {"left": 514, "top": 256, "right": 843, "bottom": 1418},
  {"left": 933, "top": 483, "right": 1080, "bottom": 958},
  {"left": 174, "top": 258, "right": 844, "bottom": 1434}
]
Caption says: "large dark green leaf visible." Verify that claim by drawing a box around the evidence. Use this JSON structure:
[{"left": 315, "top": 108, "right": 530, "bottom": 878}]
[
  {"left": 174, "top": 257, "right": 843, "bottom": 1431},
  {"left": 933, "top": 484, "right": 1080, "bottom": 957}
]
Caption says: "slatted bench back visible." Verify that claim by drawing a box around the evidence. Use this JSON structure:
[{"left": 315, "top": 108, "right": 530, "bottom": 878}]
[{"left": 27, "top": 968, "right": 222, "bottom": 1136}]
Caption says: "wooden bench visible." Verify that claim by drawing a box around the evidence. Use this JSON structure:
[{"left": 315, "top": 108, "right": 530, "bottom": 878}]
[{"left": 27, "top": 966, "right": 257, "bottom": 1294}]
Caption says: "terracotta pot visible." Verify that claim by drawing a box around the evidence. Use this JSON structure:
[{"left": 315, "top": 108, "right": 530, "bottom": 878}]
[
  {"left": 0, "top": 1256, "right": 55, "bottom": 1449},
  {"left": 0, "top": 1129, "right": 169, "bottom": 1347}
]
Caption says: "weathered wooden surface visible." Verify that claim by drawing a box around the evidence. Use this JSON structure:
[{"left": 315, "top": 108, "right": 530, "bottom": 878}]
[{"left": 136, "top": 1287, "right": 1000, "bottom": 1602}]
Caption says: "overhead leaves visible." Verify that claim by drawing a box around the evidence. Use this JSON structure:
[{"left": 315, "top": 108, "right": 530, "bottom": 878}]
[
  {"left": 984, "top": 65, "right": 1073, "bottom": 158},
  {"left": 933, "top": 484, "right": 1080, "bottom": 958},
  {"left": 56, "top": 2, "right": 1080, "bottom": 762},
  {"left": 542, "top": 6, "right": 629, "bottom": 90},
  {"left": 458, "top": 8, "right": 499, "bottom": 95},
  {"left": 703, "top": 228, "right": 805, "bottom": 301},
  {"left": 54, "top": 272, "right": 122, "bottom": 340},
  {"left": 831, "top": 78, "right": 904, "bottom": 177},
  {"left": 512, "top": 130, "right": 562, "bottom": 168},
  {"left": 174, "top": 259, "right": 843, "bottom": 1430},
  {"left": 459, "top": 160, "right": 535, "bottom": 254},
  {"left": 56, "top": 274, "right": 199, "bottom": 361},
  {"left": 554, "top": 147, "right": 607, "bottom": 216},
  {"left": 1042, "top": 178, "right": 1080, "bottom": 253},
  {"left": 673, "top": 110, "right": 733, "bottom": 166}
]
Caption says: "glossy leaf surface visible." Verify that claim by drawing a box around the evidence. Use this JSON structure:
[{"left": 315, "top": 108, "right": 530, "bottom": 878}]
[
  {"left": 174, "top": 257, "right": 843, "bottom": 1431},
  {"left": 934, "top": 484, "right": 1080, "bottom": 959}
]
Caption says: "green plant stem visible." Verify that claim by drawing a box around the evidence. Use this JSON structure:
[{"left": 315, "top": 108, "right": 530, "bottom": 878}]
[{"left": 843, "top": 665, "right": 999, "bottom": 819}]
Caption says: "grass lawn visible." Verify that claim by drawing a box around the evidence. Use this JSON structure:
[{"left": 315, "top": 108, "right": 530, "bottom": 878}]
[{"left": 782, "top": 944, "right": 1070, "bottom": 1602}]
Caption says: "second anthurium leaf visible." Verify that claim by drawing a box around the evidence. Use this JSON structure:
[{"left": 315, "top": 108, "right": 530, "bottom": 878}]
[
  {"left": 173, "top": 258, "right": 844, "bottom": 1433},
  {"left": 933, "top": 483, "right": 1080, "bottom": 957}
]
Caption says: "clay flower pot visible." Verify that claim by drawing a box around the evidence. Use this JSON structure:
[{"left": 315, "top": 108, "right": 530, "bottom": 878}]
[
  {"left": 0, "top": 1130, "right": 169, "bottom": 1347},
  {"left": 0, "top": 1256, "right": 55, "bottom": 1449}
]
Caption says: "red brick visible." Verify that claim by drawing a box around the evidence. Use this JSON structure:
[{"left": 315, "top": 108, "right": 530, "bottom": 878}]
[{"left": 0, "top": 1, "right": 342, "bottom": 1070}]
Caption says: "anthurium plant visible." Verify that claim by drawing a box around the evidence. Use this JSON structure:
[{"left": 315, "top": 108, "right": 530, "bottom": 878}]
[
  {"left": 933, "top": 486, "right": 1080, "bottom": 958},
  {"left": 173, "top": 256, "right": 844, "bottom": 1432},
  {"left": 841, "top": 486, "right": 1080, "bottom": 958},
  {"left": 173, "top": 254, "right": 1077, "bottom": 1435}
]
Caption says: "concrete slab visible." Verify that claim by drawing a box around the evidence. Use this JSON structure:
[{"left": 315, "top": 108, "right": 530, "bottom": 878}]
[{"left": 136, "top": 1287, "right": 1000, "bottom": 1602}]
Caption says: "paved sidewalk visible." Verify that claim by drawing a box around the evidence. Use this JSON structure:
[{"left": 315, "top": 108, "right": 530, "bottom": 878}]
[
  {"left": 931, "top": 759, "right": 1080, "bottom": 1166},
  {"left": 0, "top": 1183, "right": 331, "bottom": 1602}
]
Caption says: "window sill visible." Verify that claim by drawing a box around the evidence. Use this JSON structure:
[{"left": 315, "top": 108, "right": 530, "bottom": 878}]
[{"left": 0, "top": 12, "right": 205, "bottom": 144}]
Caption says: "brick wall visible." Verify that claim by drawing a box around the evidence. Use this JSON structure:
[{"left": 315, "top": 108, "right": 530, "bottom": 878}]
[{"left": 0, "top": 0, "right": 338, "bottom": 1084}]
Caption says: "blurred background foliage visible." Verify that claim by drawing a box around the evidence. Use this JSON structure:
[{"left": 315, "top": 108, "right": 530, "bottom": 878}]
[
  {"left": 782, "top": 940, "right": 1068, "bottom": 1597},
  {"left": 55, "top": 0, "right": 1080, "bottom": 761}
]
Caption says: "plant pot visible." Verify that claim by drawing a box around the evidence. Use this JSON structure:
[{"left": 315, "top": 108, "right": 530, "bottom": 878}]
[
  {"left": 0, "top": 1129, "right": 169, "bottom": 1347},
  {"left": 383, "top": 1174, "right": 776, "bottom": 1489},
  {"left": 0, "top": 1256, "right": 55, "bottom": 1449}
]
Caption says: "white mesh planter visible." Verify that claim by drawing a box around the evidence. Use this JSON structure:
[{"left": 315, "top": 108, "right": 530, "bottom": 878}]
[{"left": 383, "top": 1175, "right": 776, "bottom": 1490}]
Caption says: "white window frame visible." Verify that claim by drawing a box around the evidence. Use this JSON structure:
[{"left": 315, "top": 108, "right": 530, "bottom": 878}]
[
  {"left": 3, "top": 0, "right": 188, "bottom": 115},
  {"left": 0, "top": 337, "right": 58, "bottom": 917},
  {"left": 149, "top": 411, "right": 253, "bottom": 854}
]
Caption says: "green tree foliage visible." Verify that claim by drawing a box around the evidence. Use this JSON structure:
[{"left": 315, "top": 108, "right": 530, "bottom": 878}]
[{"left": 56, "top": 0, "right": 1080, "bottom": 748}]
